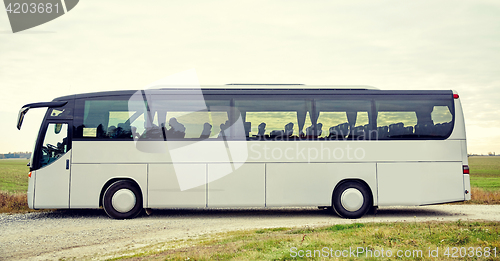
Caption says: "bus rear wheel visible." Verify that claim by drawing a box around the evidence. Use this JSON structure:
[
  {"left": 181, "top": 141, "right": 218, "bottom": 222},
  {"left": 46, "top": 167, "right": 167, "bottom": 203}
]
[
  {"left": 103, "top": 180, "right": 143, "bottom": 219},
  {"left": 332, "top": 181, "right": 372, "bottom": 219}
]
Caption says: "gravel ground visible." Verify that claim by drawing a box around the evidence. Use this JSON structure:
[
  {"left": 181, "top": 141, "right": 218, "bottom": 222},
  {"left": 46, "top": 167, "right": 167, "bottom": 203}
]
[{"left": 1, "top": 205, "right": 499, "bottom": 260}]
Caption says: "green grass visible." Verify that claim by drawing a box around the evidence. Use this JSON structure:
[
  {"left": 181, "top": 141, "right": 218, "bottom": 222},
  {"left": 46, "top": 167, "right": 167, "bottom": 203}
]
[
  {"left": 471, "top": 178, "right": 500, "bottom": 192},
  {"left": 116, "top": 221, "right": 500, "bottom": 260},
  {"left": 0, "top": 159, "right": 33, "bottom": 213},
  {"left": 0, "top": 159, "right": 30, "bottom": 193},
  {"left": 469, "top": 156, "right": 500, "bottom": 191},
  {"left": 469, "top": 156, "right": 500, "bottom": 177}
]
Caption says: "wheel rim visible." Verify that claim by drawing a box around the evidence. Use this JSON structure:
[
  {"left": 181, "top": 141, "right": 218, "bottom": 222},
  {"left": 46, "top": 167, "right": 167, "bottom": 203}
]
[
  {"left": 111, "top": 188, "right": 136, "bottom": 213},
  {"left": 340, "top": 188, "right": 364, "bottom": 212}
]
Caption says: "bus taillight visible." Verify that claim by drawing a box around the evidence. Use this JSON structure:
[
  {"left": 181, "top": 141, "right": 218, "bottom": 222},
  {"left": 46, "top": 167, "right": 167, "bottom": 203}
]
[
  {"left": 28, "top": 172, "right": 32, "bottom": 178},
  {"left": 463, "top": 165, "right": 469, "bottom": 174},
  {"left": 453, "top": 94, "right": 459, "bottom": 99}
]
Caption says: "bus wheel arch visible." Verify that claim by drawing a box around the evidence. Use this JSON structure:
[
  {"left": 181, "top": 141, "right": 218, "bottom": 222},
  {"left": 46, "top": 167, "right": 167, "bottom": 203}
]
[
  {"left": 331, "top": 179, "right": 373, "bottom": 219},
  {"left": 101, "top": 178, "right": 143, "bottom": 219}
]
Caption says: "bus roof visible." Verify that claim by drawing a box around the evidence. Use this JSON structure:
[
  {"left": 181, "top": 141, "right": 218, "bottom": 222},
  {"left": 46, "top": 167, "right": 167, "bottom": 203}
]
[
  {"left": 52, "top": 86, "right": 454, "bottom": 101},
  {"left": 223, "top": 84, "right": 379, "bottom": 90}
]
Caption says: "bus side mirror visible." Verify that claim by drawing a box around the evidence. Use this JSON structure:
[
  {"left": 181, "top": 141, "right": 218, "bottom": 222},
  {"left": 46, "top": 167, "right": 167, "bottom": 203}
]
[
  {"left": 17, "top": 107, "right": 29, "bottom": 130},
  {"left": 54, "top": 123, "right": 62, "bottom": 134}
]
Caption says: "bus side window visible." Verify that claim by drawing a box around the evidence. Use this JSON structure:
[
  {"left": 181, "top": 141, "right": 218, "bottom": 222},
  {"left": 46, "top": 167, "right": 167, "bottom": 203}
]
[
  {"left": 75, "top": 99, "right": 134, "bottom": 140},
  {"left": 375, "top": 99, "right": 454, "bottom": 139},
  {"left": 145, "top": 99, "right": 230, "bottom": 140},
  {"left": 315, "top": 99, "right": 372, "bottom": 140},
  {"left": 234, "top": 99, "right": 313, "bottom": 140}
]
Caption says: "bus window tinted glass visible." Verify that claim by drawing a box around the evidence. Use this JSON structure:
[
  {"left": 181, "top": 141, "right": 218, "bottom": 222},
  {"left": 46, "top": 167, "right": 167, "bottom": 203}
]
[
  {"left": 82, "top": 100, "right": 141, "bottom": 139},
  {"left": 234, "top": 99, "right": 313, "bottom": 140},
  {"left": 73, "top": 93, "right": 454, "bottom": 141},
  {"left": 75, "top": 99, "right": 145, "bottom": 139},
  {"left": 316, "top": 99, "right": 372, "bottom": 140},
  {"left": 148, "top": 98, "right": 230, "bottom": 140},
  {"left": 375, "top": 99, "right": 453, "bottom": 139},
  {"left": 75, "top": 98, "right": 232, "bottom": 140}
]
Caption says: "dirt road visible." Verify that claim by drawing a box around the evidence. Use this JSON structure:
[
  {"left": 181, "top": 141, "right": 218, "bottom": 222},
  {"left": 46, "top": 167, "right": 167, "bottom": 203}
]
[{"left": 1, "top": 205, "right": 499, "bottom": 260}]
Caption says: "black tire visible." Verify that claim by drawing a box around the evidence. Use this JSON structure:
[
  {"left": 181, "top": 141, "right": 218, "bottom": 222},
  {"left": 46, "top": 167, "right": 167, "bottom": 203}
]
[
  {"left": 102, "top": 180, "right": 143, "bottom": 219},
  {"left": 332, "top": 181, "right": 372, "bottom": 219}
]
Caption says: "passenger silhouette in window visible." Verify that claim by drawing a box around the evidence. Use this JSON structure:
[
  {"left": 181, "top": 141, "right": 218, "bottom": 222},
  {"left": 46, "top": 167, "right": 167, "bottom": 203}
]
[
  {"left": 200, "top": 122, "right": 212, "bottom": 139},
  {"left": 317, "top": 123, "right": 323, "bottom": 137},
  {"left": 284, "top": 122, "right": 294, "bottom": 137},
  {"left": 166, "top": 117, "right": 186, "bottom": 138},
  {"left": 257, "top": 123, "right": 266, "bottom": 136},
  {"left": 270, "top": 122, "right": 295, "bottom": 139},
  {"left": 218, "top": 120, "right": 231, "bottom": 138},
  {"left": 305, "top": 123, "right": 322, "bottom": 138}
]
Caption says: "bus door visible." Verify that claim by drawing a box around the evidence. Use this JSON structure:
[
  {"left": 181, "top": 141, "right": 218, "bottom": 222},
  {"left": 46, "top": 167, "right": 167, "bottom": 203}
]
[{"left": 33, "top": 121, "right": 72, "bottom": 208}]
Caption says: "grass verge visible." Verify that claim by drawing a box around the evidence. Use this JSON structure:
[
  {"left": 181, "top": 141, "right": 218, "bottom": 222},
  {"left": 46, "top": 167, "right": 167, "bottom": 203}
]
[
  {"left": 0, "top": 160, "right": 36, "bottom": 213},
  {"left": 115, "top": 221, "right": 500, "bottom": 260},
  {"left": 0, "top": 191, "right": 33, "bottom": 213},
  {"left": 456, "top": 187, "right": 500, "bottom": 205}
]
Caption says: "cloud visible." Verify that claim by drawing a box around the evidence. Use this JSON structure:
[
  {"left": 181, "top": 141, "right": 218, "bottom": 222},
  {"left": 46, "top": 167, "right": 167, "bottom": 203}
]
[{"left": 0, "top": 0, "right": 500, "bottom": 153}]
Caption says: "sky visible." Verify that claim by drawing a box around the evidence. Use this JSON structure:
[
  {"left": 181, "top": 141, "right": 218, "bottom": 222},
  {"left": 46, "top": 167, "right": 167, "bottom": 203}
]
[{"left": 0, "top": 0, "right": 499, "bottom": 154}]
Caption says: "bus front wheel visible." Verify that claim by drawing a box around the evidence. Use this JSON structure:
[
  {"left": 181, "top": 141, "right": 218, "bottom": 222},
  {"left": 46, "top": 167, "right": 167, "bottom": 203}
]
[
  {"left": 332, "top": 181, "right": 372, "bottom": 219},
  {"left": 103, "top": 180, "right": 143, "bottom": 219}
]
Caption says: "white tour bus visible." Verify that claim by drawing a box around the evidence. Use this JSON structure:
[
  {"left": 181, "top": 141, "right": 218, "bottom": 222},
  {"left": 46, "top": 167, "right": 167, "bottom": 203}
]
[{"left": 17, "top": 85, "right": 471, "bottom": 219}]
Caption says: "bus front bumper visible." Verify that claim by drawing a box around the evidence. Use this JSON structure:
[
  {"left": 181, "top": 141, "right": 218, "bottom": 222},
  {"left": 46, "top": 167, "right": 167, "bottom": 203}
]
[{"left": 27, "top": 171, "right": 35, "bottom": 209}]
